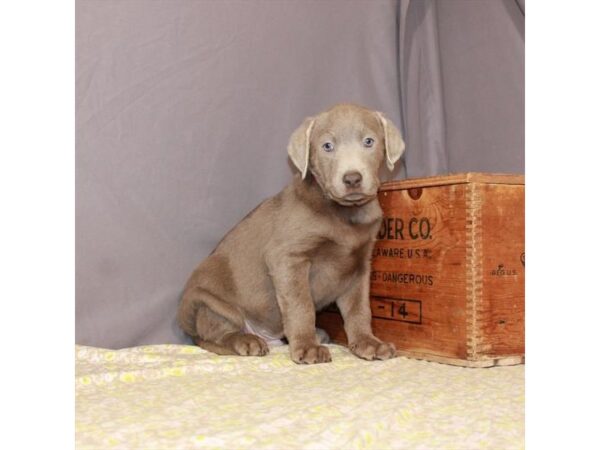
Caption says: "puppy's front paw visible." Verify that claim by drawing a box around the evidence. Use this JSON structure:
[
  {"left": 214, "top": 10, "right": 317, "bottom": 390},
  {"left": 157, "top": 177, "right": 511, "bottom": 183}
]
[
  {"left": 350, "top": 338, "right": 396, "bottom": 361},
  {"left": 290, "top": 344, "right": 332, "bottom": 364}
]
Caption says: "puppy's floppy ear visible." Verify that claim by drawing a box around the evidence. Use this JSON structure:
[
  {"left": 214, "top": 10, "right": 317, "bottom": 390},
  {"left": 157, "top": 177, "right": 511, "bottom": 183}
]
[
  {"left": 375, "top": 112, "right": 405, "bottom": 171},
  {"left": 287, "top": 117, "right": 315, "bottom": 179}
]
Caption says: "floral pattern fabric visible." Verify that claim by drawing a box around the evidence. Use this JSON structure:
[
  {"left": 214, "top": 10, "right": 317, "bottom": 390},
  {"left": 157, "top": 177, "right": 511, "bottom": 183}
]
[{"left": 76, "top": 344, "right": 524, "bottom": 449}]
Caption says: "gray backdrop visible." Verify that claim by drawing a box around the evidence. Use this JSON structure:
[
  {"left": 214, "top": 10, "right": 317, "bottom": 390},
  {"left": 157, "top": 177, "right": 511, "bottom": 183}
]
[{"left": 76, "top": 0, "right": 524, "bottom": 348}]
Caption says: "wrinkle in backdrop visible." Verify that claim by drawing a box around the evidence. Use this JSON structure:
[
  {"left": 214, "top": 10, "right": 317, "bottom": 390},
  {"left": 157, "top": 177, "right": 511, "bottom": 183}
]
[{"left": 399, "top": 0, "right": 524, "bottom": 176}]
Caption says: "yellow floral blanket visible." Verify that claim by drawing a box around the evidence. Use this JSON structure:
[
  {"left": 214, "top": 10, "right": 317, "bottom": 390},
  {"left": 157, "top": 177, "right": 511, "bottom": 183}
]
[{"left": 75, "top": 344, "right": 524, "bottom": 449}]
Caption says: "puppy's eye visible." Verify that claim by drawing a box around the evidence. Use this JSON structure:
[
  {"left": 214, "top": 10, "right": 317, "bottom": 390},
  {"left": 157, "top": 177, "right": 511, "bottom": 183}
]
[
  {"left": 363, "top": 137, "right": 375, "bottom": 148},
  {"left": 322, "top": 142, "right": 334, "bottom": 152}
]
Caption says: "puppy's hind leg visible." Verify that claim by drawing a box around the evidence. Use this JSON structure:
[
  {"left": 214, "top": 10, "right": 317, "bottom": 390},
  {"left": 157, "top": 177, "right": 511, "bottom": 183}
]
[
  {"left": 183, "top": 288, "right": 269, "bottom": 357},
  {"left": 195, "top": 305, "right": 269, "bottom": 356}
]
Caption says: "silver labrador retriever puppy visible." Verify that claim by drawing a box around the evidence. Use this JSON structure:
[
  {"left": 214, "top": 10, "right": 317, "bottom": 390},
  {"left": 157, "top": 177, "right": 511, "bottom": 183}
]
[{"left": 177, "top": 103, "right": 405, "bottom": 364}]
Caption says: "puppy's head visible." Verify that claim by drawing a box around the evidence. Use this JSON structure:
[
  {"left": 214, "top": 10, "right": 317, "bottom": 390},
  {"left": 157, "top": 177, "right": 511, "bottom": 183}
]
[{"left": 288, "top": 103, "right": 405, "bottom": 206}]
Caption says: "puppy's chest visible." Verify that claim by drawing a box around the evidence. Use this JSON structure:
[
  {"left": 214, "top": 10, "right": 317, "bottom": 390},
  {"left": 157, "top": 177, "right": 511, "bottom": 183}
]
[{"left": 308, "top": 231, "right": 374, "bottom": 305}]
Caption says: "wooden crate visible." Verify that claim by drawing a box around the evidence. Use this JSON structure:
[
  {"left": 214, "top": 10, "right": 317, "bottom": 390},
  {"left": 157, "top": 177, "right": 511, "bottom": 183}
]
[{"left": 317, "top": 173, "right": 525, "bottom": 367}]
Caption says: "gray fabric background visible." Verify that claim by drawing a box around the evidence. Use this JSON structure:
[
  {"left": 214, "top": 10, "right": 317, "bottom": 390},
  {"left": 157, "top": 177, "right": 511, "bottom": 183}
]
[{"left": 76, "top": 0, "right": 524, "bottom": 348}]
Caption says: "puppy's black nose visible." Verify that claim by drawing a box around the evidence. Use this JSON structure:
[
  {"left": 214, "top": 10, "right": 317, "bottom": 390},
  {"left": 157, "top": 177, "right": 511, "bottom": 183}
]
[{"left": 343, "top": 171, "right": 362, "bottom": 188}]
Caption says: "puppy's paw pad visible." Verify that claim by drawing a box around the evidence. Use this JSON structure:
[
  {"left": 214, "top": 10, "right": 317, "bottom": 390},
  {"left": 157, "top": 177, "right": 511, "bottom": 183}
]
[{"left": 291, "top": 344, "right": 332, "bottom": 364}]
